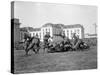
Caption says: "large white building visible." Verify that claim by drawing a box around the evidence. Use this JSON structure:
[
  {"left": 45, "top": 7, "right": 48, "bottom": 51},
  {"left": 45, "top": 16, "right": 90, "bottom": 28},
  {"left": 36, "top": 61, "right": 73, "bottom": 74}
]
[
  {"left": 29, "top": 23, "right": 84, "bottom": 42},
  {"left": 63, "top": 24, "right": 84, "bottom": 39},
  {"left": 29, "top": 28, "right": 41, "bottom": 39},
  {"left": 41, "top": 23, "right": 62, "bottom": 41},
  {"left": 29, "top": 23, "right": 62, "bottom": 41}
]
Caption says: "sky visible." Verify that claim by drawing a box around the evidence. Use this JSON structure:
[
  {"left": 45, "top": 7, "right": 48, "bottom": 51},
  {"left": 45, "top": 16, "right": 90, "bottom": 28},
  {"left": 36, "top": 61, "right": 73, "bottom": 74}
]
[{"left": 14, "top": 1, "right": 97, "bottom": 34}]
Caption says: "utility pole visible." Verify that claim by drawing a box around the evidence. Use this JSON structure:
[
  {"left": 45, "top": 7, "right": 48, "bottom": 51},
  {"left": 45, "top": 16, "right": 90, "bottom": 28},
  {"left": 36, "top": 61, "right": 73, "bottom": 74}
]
[{"left": 93, "top": 23, "right": 97, "bottom": 34}]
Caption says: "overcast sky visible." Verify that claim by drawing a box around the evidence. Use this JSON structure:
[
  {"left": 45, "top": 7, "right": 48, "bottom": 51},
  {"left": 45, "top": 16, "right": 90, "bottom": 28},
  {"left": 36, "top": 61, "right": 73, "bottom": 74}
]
[{"left": 14, "top": 1, "right": 97, "bottom": 34}]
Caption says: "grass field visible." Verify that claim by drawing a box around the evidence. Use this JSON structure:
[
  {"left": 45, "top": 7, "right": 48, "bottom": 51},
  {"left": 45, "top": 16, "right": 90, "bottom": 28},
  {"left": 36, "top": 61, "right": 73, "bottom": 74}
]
[{"left": 14, "top": 46, "right": 97, "bottom": 74}]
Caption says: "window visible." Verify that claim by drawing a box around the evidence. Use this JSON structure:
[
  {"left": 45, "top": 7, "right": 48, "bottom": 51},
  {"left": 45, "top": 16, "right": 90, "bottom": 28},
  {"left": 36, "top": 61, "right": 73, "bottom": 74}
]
[
  {"left": 49, "top": 28, "right": 50, "bottom": 32},
  {"left": 33, "top": 33, "right": 34, "bottom": 36},
  {"left": 56, "top": 29, "right": 57, "bottom": 34},
  {"left": 46, "top": 28, "right": 47, "bottom": 33},
  {"left": 74, "top": 29, "right": 76, "bottom": 34},
  {"left": 36, "top": 33, "right": 38, "bottom": 37},
  {"left": 48, "top": 28, "right": 50, "bottom": 34},
  {"left": 71, "top": 30, "right": 73, "bottom": 38},
  {"left": 56, "top": 30, "right": 58, "bottom": 34},
  {"left": 71, "top": 30, "right": 73, "bottom": 34},
  {"left": 63, "top": 31, "right": 65, "bottom": 35},
  {"left": 40, "top": 33, "right": 41, "bottom": 38},
  {"left": 67, "top": 30, "right": 69, "bottom": 37},
  {"left": 43, "top": 29, "right": 45, "bottom": 36},
  {"left": 77, "top": 29, "right": 80, "bottom": 34},
  {"left": 19, "top": 32, "right": 21, "bottom": 40},
  {"left": 43, "top": 32, "right": 44, "bottom": 36}
]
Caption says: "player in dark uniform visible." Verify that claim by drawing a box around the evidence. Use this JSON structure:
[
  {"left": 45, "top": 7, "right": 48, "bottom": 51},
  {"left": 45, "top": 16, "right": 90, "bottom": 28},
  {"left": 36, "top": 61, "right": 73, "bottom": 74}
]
[
  {"left": 43, "top": 32, "right": 51, "bottom": 49},
  {"left": 72, "top": 33, "right": 81, "bottom": 50}
]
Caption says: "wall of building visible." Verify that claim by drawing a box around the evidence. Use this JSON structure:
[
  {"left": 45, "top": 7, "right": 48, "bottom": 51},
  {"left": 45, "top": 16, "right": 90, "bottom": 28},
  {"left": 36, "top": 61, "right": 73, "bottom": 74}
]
[
  {"left": 12, "top": 19, "right": 21, "bottom": 43},
  {"left": 41, "top": 26, "right": 53, "bottom": 41},
  {"left": 28, "top": 24, "right": 84, "bottom": 42},
  {"left": 20, "top": 31, "right": 28, "bottom": 42},
  {"left": 52, "top": 27, "right": 62, "bottom": 41},
  {"left": 40, "top": 26, "right": 62, "bottom": 42},
  {"left": 85, "top": 34, "right": 97, "bottom": 38},
  {"left": 63, "top": 28, "right": 83, "bottom": 39},
  {"left": 30, "top": 31, "right": 41, "bottom": 39}
]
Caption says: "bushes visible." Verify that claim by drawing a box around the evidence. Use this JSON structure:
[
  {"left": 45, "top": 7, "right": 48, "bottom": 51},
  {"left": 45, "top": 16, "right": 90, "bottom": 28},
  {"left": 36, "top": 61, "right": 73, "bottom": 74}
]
[
  {"left": 83, "top": 38, "right": 97, "bottom": 46},
  {"left": 14, "top": 42, "right": 25, "bottom": 50}
]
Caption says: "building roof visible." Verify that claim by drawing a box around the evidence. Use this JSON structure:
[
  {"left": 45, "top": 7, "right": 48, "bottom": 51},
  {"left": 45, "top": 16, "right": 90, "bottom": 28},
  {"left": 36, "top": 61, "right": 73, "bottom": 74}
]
[
  {"left": 42, "top": 23, "right": 64, "bottom": 29},
  {"left": 20, "top": 28, "right": 28, "bottom": 32},
  {"left": 20, "top": 23, "right": 84, "bottom": 32},
  {"left": 32, "top": 28, "right": 41, "bottom": 31},
  {"left": 63, "top": 24, "right": 84, "bottom": 29},
  {"left": 42, "top": 23, "right": 84, "bottom": 29},
  {"left": 20, "top": 27, "right": 34, "bottom": 32},
  {"left": 55, "top": 24, "right": 64, "bottom": 29},
  {"left": 42, "top": 23, "right": 53, "bottom": 27},
  {"left": 20, "top": 27, "right": 41, "bottom": 32}
]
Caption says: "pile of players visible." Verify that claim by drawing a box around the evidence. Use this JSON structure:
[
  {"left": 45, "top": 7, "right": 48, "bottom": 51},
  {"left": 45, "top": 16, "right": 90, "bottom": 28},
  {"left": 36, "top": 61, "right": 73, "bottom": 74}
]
[
  {"left": 43, "top": 32, "right": 89, "bottom": 53},
  {"left": 23, "top": 32, "right": 90, "bottom": 54}
]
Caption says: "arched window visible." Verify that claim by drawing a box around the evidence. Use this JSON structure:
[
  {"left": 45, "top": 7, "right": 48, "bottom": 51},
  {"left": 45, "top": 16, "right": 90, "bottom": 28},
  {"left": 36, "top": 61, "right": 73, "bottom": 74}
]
[
  {"left": 77, "top": 29, "right": 80, "bottom": 34},
  {"left": 33, "top": 33, "right": 34, "bottom": 36},
  {"left": 39, "top": 33, "right": 41, "bottom": 38},
  {"left": 67, "top": 30, "right": 69, "bottom": 38},
  {"left": 71, "top": 30, "right": 73, "bottom": 38},
  {"left": 46, "top": 28, "right": 47, "bottom": 33}
]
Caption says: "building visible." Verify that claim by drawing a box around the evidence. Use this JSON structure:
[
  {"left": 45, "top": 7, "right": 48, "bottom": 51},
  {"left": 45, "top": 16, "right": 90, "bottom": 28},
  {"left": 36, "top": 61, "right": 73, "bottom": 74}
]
[
  {"left": 63, "top": 24, "right": 84, "bottom": 39},
  {"left": 29, "top": 28, "right": 41, "bottom": 39},
  {"left": 85, "top": 34, "right": 97, "bottom": 38},
  {"left": 11, "top": 18, "right": 21, "bottom": 43},
  {"left": 41, "top": 23, "right": 62, "bottom": 41},
  {"left": 28, "top": 23, "right": 84, "bottom": 42},
  {"left": 20, "top": 27, "right": 29, "bottom": 42},
  {"left": 11, "top": 18, "right": 84, "bottom": 43}
]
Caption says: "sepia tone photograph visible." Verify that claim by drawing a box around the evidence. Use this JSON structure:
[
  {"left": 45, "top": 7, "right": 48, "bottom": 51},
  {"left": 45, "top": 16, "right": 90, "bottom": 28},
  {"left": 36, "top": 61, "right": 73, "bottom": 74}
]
[{"left": 11, "top": 1, "right": 97, "bottom": 74}]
